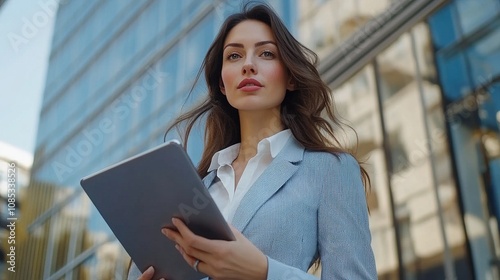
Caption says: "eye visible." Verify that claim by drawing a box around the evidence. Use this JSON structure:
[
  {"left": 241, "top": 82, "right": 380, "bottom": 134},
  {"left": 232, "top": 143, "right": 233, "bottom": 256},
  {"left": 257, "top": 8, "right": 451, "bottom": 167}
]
[
  {"left": 260, "top": 50, "right": 275, "bottom": 58},
  {"left": 226, "top": 53, "right": 241, "bottom": 60}
]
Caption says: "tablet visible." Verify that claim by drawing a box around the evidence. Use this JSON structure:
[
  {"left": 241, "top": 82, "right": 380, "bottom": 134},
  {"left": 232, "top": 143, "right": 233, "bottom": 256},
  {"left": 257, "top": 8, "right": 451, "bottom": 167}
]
[{"left": 80, "top": 140, "right": 234, "bottom": 280}]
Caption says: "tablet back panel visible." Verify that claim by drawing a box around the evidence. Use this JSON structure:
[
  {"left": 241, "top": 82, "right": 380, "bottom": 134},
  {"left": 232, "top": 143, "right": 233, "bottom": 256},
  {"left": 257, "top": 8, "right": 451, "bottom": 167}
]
[{"left": 80, "top": 141, "right": 233, "bottom": 280}]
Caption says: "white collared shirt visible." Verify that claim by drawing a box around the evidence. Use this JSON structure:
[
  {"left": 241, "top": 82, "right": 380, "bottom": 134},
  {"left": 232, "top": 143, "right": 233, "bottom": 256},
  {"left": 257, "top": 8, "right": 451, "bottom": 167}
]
[{"left": 207, "top": 129, "right": 292, "bottom": 223}]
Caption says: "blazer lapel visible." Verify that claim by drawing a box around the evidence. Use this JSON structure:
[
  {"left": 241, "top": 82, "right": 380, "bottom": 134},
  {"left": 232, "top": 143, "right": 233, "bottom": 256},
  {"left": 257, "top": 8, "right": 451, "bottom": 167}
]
[{"left": 231, "top": 137, "right": 304, "bottom": 232}]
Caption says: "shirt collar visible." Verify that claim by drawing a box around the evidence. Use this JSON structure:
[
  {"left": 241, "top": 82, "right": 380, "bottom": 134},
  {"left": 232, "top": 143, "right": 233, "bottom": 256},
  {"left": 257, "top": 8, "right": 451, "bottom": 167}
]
[
  {"left": 207, "top": 129, "right": 292, "bottom": 172},
  {"left": 265, "top": 128, "right": 292, "bottom": 158}
]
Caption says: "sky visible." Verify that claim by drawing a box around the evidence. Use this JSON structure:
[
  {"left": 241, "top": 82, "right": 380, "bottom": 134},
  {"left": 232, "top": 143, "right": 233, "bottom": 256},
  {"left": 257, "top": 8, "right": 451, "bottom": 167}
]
[{"left": 0, "top": 0, "right": 56, "bottom": 155}]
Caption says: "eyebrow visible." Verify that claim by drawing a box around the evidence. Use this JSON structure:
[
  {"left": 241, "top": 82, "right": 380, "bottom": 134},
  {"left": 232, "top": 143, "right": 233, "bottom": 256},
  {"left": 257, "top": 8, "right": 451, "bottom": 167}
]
[{"left": 223, "top": 40, "right": 277, "bottom": 51}]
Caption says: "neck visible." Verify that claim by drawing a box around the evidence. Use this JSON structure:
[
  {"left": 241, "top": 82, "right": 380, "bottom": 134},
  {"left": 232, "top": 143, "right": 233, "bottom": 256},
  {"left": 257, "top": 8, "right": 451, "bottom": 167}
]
[{"left": 236, "top": 108, "right": 284, "bottom": 162}]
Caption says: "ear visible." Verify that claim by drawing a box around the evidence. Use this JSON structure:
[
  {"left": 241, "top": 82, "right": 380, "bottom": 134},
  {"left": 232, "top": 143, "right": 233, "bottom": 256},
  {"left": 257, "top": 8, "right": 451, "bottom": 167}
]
[{"left": 219, "top": 79, "right": 226, "bottom": 95}]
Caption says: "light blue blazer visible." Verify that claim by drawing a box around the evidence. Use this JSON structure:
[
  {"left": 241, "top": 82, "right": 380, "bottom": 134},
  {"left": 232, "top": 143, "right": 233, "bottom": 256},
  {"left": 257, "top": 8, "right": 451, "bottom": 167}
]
[{"left": 128, "top": 137, "right": 377, "bottom": 279}]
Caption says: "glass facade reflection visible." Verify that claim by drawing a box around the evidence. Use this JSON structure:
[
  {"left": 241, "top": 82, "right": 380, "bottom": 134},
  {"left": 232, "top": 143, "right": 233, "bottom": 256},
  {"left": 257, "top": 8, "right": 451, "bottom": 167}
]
[
  {"left": 298, "top": 0, "right": 393, "bottom": 59},
  {"left": 429, "top": 0, "right": 500, "bottom": 279},
  {"left": 298, "top": 0, "right": 499, "bottom": 279},
  {"left": 18, "top": 1, "right": 295, "bottom": 279}
]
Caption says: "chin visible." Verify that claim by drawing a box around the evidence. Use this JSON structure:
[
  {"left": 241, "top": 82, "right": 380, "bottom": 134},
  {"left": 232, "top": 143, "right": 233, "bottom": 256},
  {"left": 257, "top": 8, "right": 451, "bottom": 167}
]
[
  {"left": 233, "top": 105, "right": 264, "bottom": 111},
  {"left": 234, "top": 105, "right": 281, "bottom": 113},
  {"left": 228, "top": 98, "right": 283, "bottom": 112}
]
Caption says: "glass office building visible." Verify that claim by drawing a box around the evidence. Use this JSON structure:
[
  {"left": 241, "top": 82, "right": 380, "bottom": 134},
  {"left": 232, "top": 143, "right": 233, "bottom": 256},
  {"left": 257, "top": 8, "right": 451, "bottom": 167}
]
[
  {"left": 16, "top": 1, "right": 295, "bottom": 279},
  {"left": 298, "top": 0, "right": 500, "bottom": 279},
  {"left": 13, "top": 0, "right": 500, "bottom": 279}
]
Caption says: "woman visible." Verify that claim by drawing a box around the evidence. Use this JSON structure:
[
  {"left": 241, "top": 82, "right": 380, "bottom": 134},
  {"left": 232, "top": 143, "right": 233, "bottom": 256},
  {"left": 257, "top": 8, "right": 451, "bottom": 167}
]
[{"left": 130, "top": 3, "right": 376, "bottom": 280}]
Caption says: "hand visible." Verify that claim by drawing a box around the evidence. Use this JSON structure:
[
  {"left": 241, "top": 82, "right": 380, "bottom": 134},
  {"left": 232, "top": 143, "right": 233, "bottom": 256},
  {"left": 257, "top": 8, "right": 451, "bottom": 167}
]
[
  {"left": 137, "top": 266, "right": 166, "bottom": 280},
  {"left": 162, "top": 218, "right": 268, "bottom": 280}
]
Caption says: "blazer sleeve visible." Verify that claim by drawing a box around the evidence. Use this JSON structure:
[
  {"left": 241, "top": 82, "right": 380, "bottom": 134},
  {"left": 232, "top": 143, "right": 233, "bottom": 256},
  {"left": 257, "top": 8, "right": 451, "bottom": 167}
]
[
  {"left": 266, "top": 153, "right": 377, "bottom": 280},
  {"left": 266, "top": 257, "right": 319, "bottom": 280},
  {"left": 318, "top": 153, "right": 377, "bottom": 279}
]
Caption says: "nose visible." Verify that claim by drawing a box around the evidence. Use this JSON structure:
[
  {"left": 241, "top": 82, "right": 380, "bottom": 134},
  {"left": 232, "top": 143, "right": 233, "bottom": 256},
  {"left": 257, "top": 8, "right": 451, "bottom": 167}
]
[{"left": 242, "top": 57, "right": 257, "bottom": 75}]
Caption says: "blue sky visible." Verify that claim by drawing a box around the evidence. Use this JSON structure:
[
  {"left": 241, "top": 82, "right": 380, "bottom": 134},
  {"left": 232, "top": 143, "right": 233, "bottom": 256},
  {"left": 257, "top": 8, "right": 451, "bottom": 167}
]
[{"left": 0, "top": 0, "right": 56, "bottom": 155}]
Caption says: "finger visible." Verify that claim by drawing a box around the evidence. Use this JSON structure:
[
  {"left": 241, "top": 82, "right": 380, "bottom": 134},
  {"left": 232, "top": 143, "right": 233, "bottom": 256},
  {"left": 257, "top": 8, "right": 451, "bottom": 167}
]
[
  {"left": 162, "top": 226, "right": 202, "bottom": 252},
  {"left": 137, "top": 266, "right": 154, "bottom": 280},
  {"left": 162, "top": 227, "right": 205, "bottom": 253},
  {"left": 162, "top": 228, "right": 182, "bottom": 243},
  {"left": 174, "top": 237, "right": 213, "bottom": 263},
  {"left": 162, "top": 227, "right": 211, "bottom": 262},
  {"left": 175, "top": 244, "right": 207, "bottom": 273},
  {"left": 170, "top": 218, "right": 218, "bottom": 252},
  {"left": 176, "top": 244, "right": 197, "bottom": 264},
  {"left": 171, "top": 218, "right": 195, "bottom": 237}
]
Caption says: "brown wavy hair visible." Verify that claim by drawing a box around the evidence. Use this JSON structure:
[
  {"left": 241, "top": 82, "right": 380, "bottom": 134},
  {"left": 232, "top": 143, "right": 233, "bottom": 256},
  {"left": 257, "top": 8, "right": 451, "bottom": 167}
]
[{"left": 165, "top": 3, "right": 370, "bottom": 194}]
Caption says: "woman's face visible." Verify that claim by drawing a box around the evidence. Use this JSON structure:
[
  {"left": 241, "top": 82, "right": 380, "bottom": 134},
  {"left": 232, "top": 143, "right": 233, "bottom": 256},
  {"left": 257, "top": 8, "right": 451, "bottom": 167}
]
[{"left": 221, "top": 20, "right": 292, "bottom": 113}]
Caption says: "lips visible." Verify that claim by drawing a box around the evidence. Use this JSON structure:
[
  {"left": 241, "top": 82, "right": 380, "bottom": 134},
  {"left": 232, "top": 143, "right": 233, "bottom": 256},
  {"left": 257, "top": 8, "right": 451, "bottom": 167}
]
[{"left": 237, "top": 78, "right": 262, "bottom": 89}]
